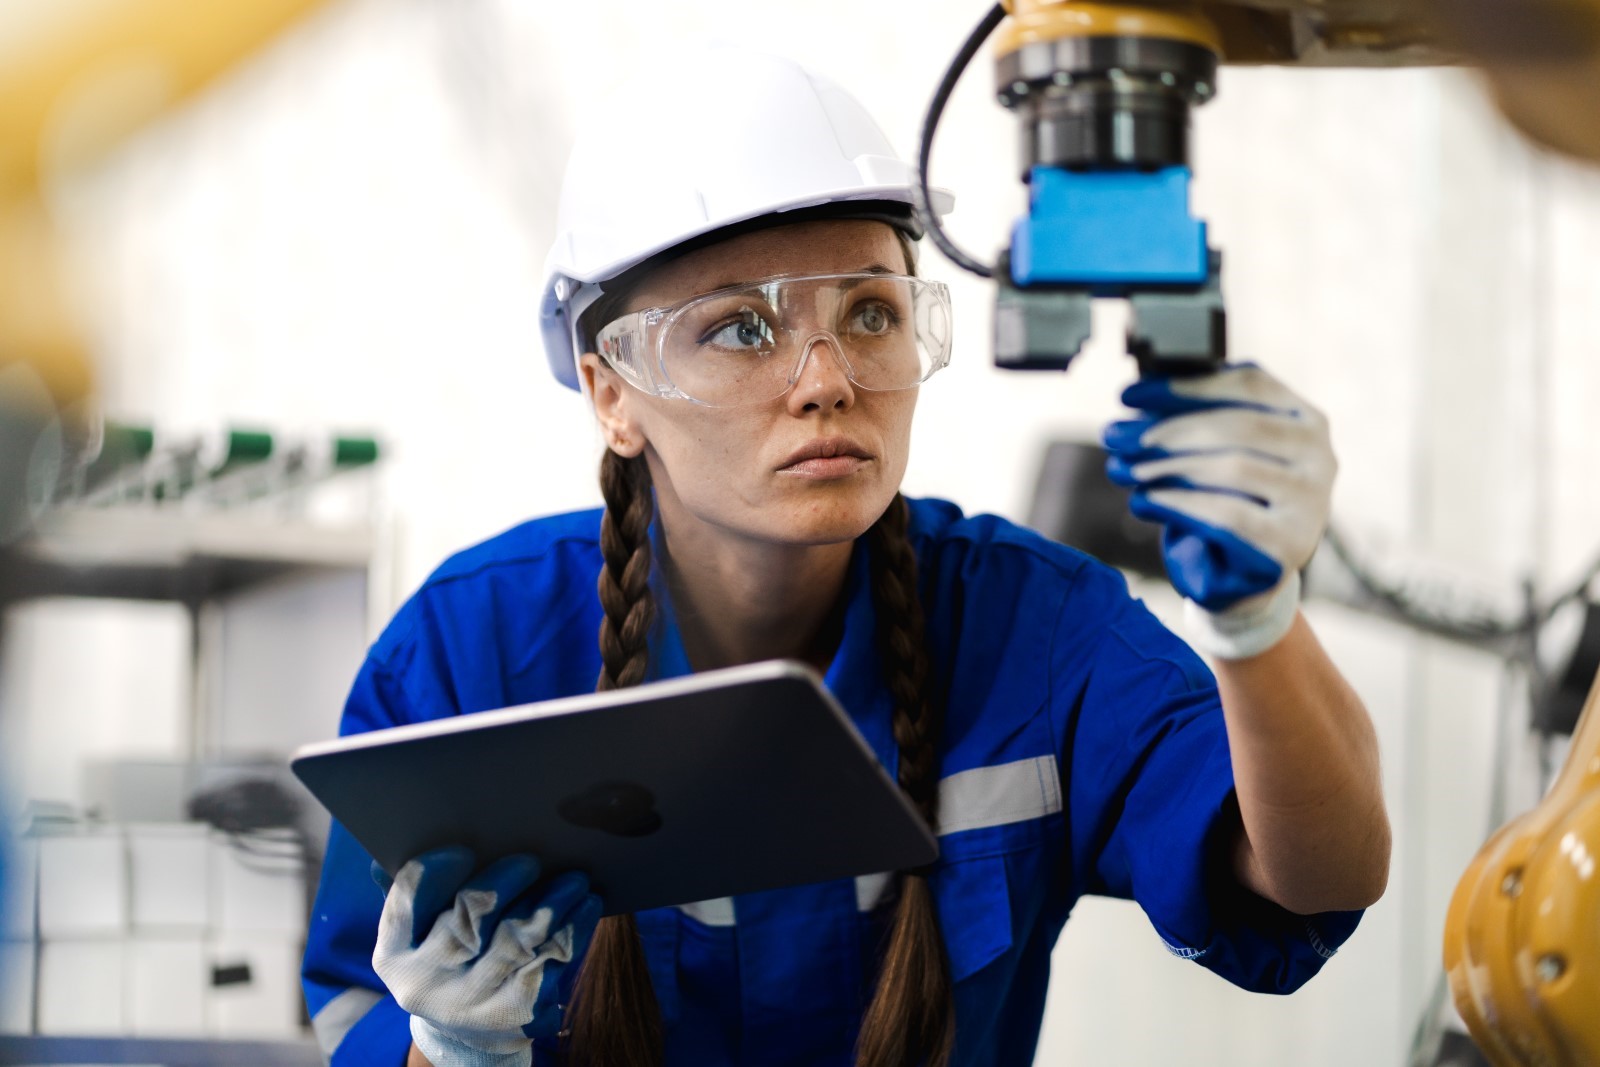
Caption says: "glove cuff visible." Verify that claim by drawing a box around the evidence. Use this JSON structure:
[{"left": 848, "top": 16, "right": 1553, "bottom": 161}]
[
  {"left": 410, "top": 1016, "right": 533, "bottom": 1067},
  {"left": 1182, "top": 571, "right": 1301, "bottom": 661}
]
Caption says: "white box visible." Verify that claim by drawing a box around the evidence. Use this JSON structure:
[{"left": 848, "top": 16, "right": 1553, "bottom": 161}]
[
  {"left": 37, "top": 831, "right": 127, "bottom": 938},
  {"left": 3, "top": 836, "right": 37, "bottom": 940},
  {"left": 128, "top": 824, "right": 211, "bottom": 933},
  {"left": 0, "top": 941, "right": 34, "bottom": 1034},
  {"left": 37, "top": 939, "right": 125, "bottom": 1034},
  {"left": 207, "top": 935, "right": 301, "bottom": 1038},
  {"left": 128, "top": 937, "right": 206, "bottom": 1036},
  {"left": 211, "top": 831, "right": 303, "bottom": 936}
]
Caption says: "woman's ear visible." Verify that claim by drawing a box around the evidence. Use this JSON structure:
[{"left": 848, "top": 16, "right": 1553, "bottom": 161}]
[{"left": 580, "top": 353, "right": 645, "bottom": 458}]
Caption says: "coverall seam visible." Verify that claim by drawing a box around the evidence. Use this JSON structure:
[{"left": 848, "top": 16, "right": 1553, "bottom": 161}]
[
  {"left": 419, "top": 531, "right": 600, "bottom": 592},
  {"left": 367, "top": 531, "right": 603, "bottom": 710},
  {"left": 372, "top": 533, "right": 601, "bottom": 670},
  {"left": 1302, "top": 918, "right": 1337, "bottom": 960},
  {"left": 1103, "top": 619, "right": 1211, "bottom": 687},
  {"left": 1158, "top": 936, "right": 1210, "bottom": 960},
  {"left": 932, "top": 525, "right": 1092, "bottom": 589}
]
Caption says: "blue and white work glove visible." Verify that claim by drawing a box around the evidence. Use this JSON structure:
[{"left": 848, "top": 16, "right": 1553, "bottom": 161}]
[
  {"left": 1102, "top": 362, "right": 1336, "bottom": 660},
  {"left": 371, "top": 847, "right": 603, "bottom": 1067}
]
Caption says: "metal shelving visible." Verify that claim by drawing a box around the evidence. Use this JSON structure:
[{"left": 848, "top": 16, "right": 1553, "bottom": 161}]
[{"left": 3, "top": 508, "right": 374, "bottom": 604}]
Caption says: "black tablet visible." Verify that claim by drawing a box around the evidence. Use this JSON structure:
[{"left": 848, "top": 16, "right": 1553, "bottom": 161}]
[{"left": 290, "top": 659, "right": 937, "bottom": 915}]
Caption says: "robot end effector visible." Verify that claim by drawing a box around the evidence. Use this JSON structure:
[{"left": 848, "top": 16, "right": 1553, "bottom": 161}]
[
  {"left": 993, "top": 1, "right": 1229, "bottom": 378},
  {"left": 919, "top": 1, "right": 1231, "bottom": 380}
]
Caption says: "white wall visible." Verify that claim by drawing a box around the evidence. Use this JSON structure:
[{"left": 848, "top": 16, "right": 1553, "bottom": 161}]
[{"left": 25, "top": 0, "right": 1600, "bottom": 1062}]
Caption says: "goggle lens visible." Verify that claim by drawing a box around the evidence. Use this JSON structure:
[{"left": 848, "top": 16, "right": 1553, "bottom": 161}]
[{"left": 596, "top": 273, "right": 952, "bottom": 406}]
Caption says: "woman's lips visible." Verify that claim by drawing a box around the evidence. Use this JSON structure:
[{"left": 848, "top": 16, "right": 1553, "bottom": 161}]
[
  {"left": 775, "top": 436, "right": 872, "bottom": 475},
  {"left": 777, "top": 455, "right": 870, "bottom": 478}
]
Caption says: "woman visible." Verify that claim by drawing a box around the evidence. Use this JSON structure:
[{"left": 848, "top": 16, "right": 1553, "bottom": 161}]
[{"left": 302, "top": 47, "right": 1389, "bottom": 1067}]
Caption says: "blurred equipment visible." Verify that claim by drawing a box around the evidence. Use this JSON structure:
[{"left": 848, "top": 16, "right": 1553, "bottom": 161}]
[
  {"left": 0, "top": 0, "right": 334, "bottom": 195},
  {"left": 1417, "top": 0, "right": 1600, "bottom": 162},
  {"left": 1027, "top": 440, "right": 1165, "bottom": 578},
  {"left": 1444, "top": 666, "right": 1600, "bottom": 1067},
  {"left": 0, "top": 0, "right": 338, "bottom": 554},
  {"left": 0, "top": 202, "right": 97, "bottom": 549},
  {"left": 5, "top": 423, "right": 380, "bottom": 604},
  {"left": 0, "top": 2, "right": 362, "bottom": 1060},
  {"left": 915, "top": 0, "right": 1600, "bottom": 385},
  {"left": 1534, "top": 600, "right": 1600, "bottom": 736},
  {"left": 0, "top": 415, "right": 376, "bottom": 1054}
]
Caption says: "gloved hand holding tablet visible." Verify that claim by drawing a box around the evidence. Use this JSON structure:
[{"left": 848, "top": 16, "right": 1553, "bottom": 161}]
[
  {"left": 370, "top": 848, "right": 600, "bottom": 1067},
  {"left": 292, "top": 660, "right": 937, "bottom": 918}
]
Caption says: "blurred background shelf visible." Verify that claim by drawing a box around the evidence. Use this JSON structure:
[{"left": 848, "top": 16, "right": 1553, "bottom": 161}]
[{"left": 3, "top": 509, "right": 374, "bottom": 604}]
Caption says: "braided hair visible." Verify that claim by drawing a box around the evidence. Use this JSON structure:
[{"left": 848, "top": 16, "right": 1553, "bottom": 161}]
[
  {"left": 563, "top": 449, "right": 665, "bottom": 1067},
  {"left": 857, "top": 492, "right": 953, "bottom": 1067},
  {"left": 561, "top": 450, "right": 952, "bottom": 1067}
]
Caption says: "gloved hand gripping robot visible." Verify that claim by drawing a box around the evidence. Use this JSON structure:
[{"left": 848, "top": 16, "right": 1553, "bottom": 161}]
[{"left": 919, "top": 1, "right": 1331, "bottom": 654}]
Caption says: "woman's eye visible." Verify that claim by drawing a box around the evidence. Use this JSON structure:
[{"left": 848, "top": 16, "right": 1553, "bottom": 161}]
[
  {"left": 704, "top": 314, "right": 773, "bottom": 351},
  {"left": 853, "top": 303, "right": 898, "bottom": 335}
]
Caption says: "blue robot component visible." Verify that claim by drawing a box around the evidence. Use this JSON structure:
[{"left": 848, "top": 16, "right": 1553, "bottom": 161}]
[
  {"left": 994, "top": 164, "right": 1225, "bottom": 375},
  {"left": 1010, "top": 166, "right": 1210, "bottom": 291},
  {"left": 910, "top": 4, "right": 1228, "bottom": 375}
]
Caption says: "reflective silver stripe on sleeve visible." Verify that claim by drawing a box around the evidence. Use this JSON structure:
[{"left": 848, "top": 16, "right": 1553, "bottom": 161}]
[
  {"left": 935, "top": 755, "right": 1062, "bottom": 836},
  {"left": 676, "top": 896, "right": 736, "bottom": 926},
  {"left": 312, "top": 986, "right": 384, "bottom": 1057}
]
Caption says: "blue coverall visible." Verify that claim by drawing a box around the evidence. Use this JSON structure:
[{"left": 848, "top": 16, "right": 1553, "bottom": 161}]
[{"left": 302, "top": 497, "right": 1362, "bottom": 1066}]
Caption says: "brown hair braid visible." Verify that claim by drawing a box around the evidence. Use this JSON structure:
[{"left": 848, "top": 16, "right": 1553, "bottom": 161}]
[
  {"left": 563, "top": 448, "right": 665, "bottom": 1067},
  {"left": 857, "top": 492, "right": 954, "bottom": 1067}
]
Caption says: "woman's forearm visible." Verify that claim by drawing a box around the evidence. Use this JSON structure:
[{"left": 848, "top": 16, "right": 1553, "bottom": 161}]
[
  {"left": 1212, "top": 611, "right": 1391, "bottom": 915},
  {"left": 408, "top": 1044, "right": 434, "bottom": 1067}
]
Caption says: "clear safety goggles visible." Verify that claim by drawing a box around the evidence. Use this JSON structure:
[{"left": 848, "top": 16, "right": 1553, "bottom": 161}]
[{"left": 592, "top": 272, "right": 953, "bottom": 407}]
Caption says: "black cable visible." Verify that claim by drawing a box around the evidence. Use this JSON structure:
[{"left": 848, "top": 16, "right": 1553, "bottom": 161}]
[
  {"left": 1542, "top": 543, "right": 1600, "bottom": 619},
  {"left": 915, "top": 3, "right": 1007, "bottom": 279},
  {"left": 1322, "top": 524, "right": 1600, "bottom": 643}
]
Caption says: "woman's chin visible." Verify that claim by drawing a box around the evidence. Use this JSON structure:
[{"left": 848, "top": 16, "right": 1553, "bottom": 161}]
[{"left": 764, "top": 492, "right": 897, "bottom": 547}]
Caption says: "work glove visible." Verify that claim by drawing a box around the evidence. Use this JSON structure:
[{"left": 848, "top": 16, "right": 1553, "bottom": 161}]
[
  {"left": 1102, "top": 362, "right": 1335, "bottom": 659},
  {"left": 371, "top": 847, "right": 603, "bottom": 1067}
]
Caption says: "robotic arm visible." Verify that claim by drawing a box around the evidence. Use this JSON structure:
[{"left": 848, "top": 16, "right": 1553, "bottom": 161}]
[
  {"left": 916, "top": 1, "right": 1231, "bottom": 379},
  {"left": 917, "top": 0, "right": 1600, "bottom": 383},
  {"left": 915, "top": 3, "right": 1600, "bottom": 1063}
]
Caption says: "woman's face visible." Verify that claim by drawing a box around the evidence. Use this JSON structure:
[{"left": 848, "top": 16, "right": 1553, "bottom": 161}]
[{"left": 581, "top": 219, "right": 919, "bottom": 550}]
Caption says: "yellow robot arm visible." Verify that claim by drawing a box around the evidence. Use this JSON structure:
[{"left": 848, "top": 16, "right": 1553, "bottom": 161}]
[
  {"left": 1444, "top": 667, "right": 1600, "bottom": 1066},
  {"left": 1420, "top": 0, "right": 1600, "bottom": 161}
]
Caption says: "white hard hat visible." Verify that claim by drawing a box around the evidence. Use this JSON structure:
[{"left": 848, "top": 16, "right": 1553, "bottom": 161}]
[{"left": 538, "top": 46, "right": 956, "bottom": 392}]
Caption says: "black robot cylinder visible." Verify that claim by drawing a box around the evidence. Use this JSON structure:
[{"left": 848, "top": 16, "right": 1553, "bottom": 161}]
[{"left": 996, "top": 36, "right": 1219, "bottom": 173}]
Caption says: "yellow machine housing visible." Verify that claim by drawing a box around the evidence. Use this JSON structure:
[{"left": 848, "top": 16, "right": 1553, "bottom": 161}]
[
  {"left": 996, "top": 0, "right": 1600, "bottom": 159},
  {"left": 1444, "top": 668, "right": 1600, "bottom": 1067}
]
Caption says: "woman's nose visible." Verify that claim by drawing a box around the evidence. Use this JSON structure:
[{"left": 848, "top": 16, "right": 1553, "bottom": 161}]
[{"left": 786, "top": 334, "right": 857, "bottom": 414}]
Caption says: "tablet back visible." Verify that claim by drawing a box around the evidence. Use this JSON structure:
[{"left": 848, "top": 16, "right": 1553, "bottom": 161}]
[{"left": 291, "top": 660, "right": 938, "bottom": 914}]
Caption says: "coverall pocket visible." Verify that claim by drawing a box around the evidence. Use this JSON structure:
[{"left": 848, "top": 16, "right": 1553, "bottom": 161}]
[{"left": 932, "top": 854, "right": 1014, "bottom": 982}]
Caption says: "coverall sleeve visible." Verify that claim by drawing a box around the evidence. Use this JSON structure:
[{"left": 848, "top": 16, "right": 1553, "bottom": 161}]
[
  {"left": 301, "top": 656, "right": 422, "bottom": 1067},
  {"left": 1059, "top": 573, "right": 1364, "bottom": 995}
]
